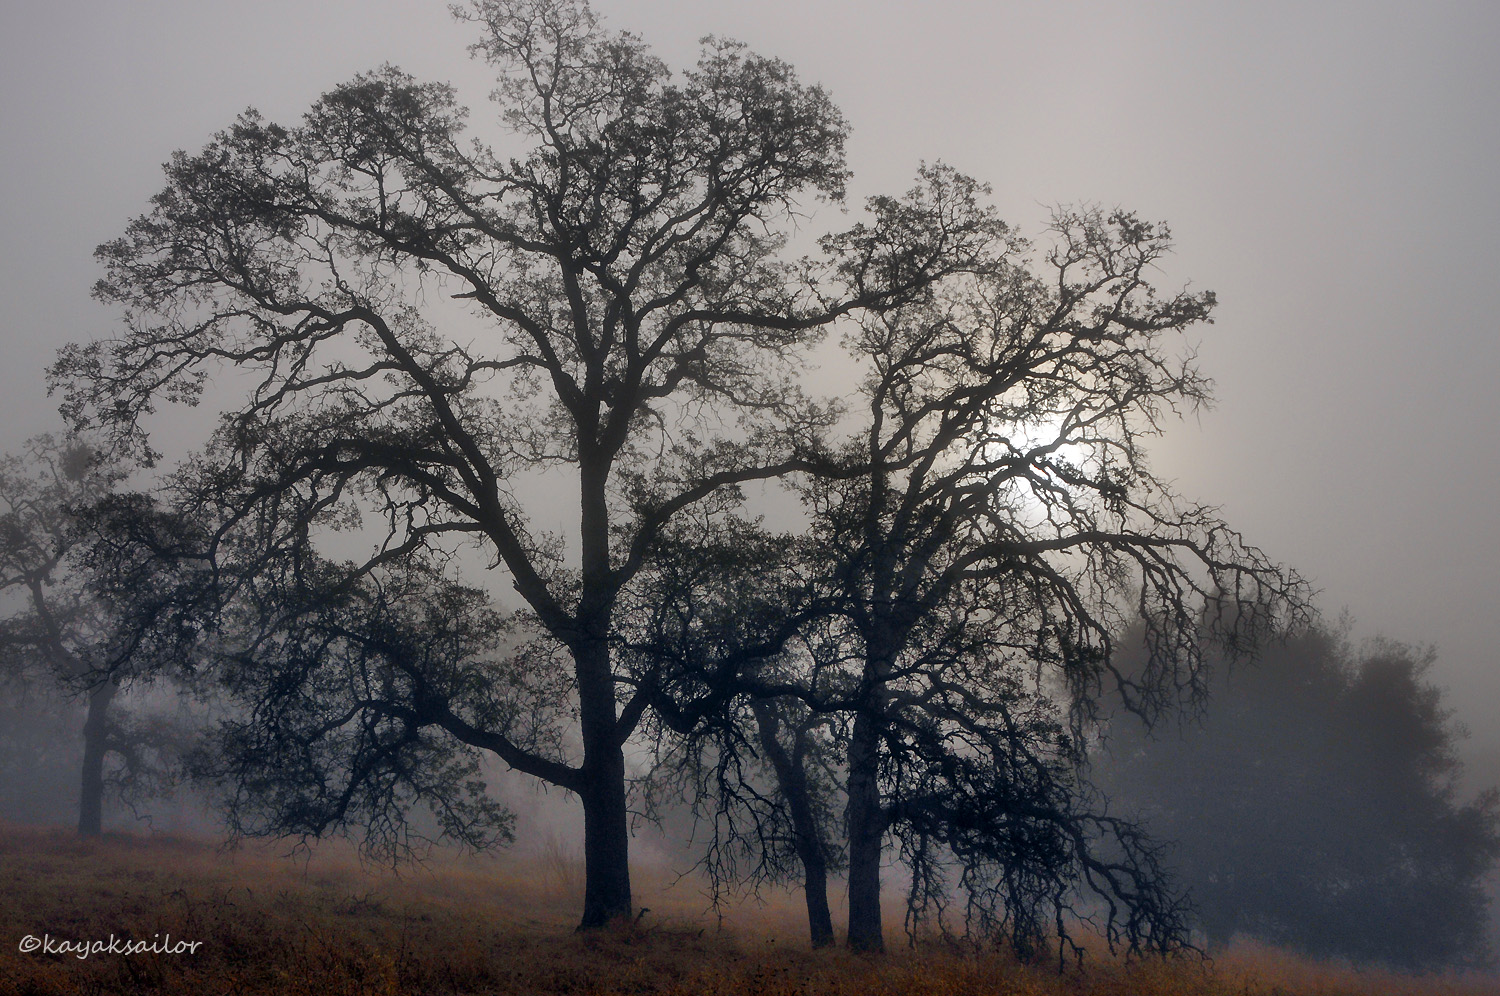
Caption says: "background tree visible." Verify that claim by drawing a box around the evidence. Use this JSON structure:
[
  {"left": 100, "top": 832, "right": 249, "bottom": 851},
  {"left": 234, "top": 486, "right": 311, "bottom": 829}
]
[
  {"left": 747, "top": 697, "right": 843, "bottom": 947},
  {"left": 639, "top": 686, "right": 845, "bottom": 949},
  {"left": 0, "top": 673, "right": 95, "bottom": 826},
  {"left": 0, "top": 434, "right": 192, "bottom": 835},
  {"left": 55, "top": 0, "right": 993, "bottom": 928},
  {"left": 1096, "top": 625, "right": 1500, "bottom": 970}
]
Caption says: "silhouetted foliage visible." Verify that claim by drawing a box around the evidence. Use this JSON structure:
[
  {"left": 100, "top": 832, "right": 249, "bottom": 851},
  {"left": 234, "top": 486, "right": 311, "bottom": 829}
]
[
  {"left": 189, "top": 556, "right": 520, "bottom": 862},
  {"left": 625, "top": 208, "right": 1310, "bottom": 959},
  {"left": 1096, "top": 626, "right": 1500, "bottom": 970},
  {"left": 55, "top": 0, "right": 997, "bottom": 929},
  {"left": 51, "top": 0, "right": 1312, "bottom": 952}
]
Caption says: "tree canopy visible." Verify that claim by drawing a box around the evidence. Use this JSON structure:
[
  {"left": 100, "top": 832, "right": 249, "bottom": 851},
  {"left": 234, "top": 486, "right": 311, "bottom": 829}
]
[{"left": 54, "top": 0, "right": 1308, "bottom": 946}]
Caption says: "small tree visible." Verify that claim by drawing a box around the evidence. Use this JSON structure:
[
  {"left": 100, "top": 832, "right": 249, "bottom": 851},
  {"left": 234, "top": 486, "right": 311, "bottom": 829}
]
[
  {"left": 638, "top": 686, "right": 845, "bottom": 948},
  {"left": 55, "top": 0, "right": 994, "bottom": 927},
  {"left": 1097, "top": 626, "right": 1500, "bottom": 970},
  {"left": 0, "top": 435, "right": 190, "bottom": 835},
  {"left": 625, "top": 518, "right": 846, "bottom": 948},
  {"left": 747, "top": 697, "right": 843, "bottom": 947}
]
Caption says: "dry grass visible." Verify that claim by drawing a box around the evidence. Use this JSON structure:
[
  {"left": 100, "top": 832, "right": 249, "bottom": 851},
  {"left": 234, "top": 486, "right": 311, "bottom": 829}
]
[{"left": 0, "top": 821, "right": 1493, "bottom": 995}]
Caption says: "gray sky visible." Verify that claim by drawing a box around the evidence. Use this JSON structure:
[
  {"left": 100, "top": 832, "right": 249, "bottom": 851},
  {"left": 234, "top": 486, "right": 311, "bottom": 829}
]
[{"left": 3, "top": 1, "right": 1498, "bottom": 771}]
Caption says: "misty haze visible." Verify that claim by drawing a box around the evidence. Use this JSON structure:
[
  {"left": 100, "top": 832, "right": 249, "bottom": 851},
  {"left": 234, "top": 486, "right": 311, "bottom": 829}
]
[{"left": 2, "top": 2, "right": 1498, "bottom": 995}]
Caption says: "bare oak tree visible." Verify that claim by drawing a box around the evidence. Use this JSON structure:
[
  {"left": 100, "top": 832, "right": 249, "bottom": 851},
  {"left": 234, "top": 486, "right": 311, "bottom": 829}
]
[
  {"left": 630, "top": 205, "right": 1311, "bottom": 956},
  {"left": 54, "top": 0, "right": 992, "bottom": 927},
  {"left": 799, "top": 206, "right": 1310, "bottom": 952}
]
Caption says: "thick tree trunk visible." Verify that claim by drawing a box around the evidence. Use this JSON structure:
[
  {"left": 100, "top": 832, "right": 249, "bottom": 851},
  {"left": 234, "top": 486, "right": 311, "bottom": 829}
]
[
  {"left": 751, "top": 701, "right": 835, "bottom": 949},
  {"left": 578, "top": 751, "right": 632, "bottom": 929},
  {"left": 845, "top": 710, "right": 885, "bottom": 952},
  {"left": 78, "top": 679, "right": 116, "bottom": 837},
  {"left": 574, "top": 635, "right": 633, "bottom": 930}
]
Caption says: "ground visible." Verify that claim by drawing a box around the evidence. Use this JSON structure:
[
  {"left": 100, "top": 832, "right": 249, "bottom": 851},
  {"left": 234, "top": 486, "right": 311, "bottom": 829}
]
[{"left": 0, "top": 822, "right": 1492, "bottom": 996}]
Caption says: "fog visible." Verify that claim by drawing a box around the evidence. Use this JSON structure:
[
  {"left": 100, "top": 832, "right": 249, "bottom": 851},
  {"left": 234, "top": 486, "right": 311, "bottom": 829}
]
[
  {"left": 4, "top": 0, "right": 1495, "bottom": 764},
  {"left": 1, "top": 0, "right": 1497, "bottom": 967}
]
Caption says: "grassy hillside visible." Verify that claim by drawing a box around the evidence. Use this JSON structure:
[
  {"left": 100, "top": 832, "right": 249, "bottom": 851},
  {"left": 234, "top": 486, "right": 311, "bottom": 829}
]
[{"left": 0, "top": 822, "right": 1492, "bottom": 996}]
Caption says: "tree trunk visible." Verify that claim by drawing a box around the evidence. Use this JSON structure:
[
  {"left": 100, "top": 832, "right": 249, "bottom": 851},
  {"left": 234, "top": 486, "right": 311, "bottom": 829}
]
[
  {"left": 798, "top": 840, "right": 835, "bottom": 949},
  {"left": 578, "top": 754, "right": 632, "bottom": 928},
  {"left": 845, "top": 709, "right": 885, "bottom": 952},
  {"left": 574, "top": 636, "right": 633, "bottom": 930},
  {"left": 752, "top": 701, "right": 835, "bottom": 949},
  {"left": 78, "top": 679, "right": 116, "bottom": 837}
]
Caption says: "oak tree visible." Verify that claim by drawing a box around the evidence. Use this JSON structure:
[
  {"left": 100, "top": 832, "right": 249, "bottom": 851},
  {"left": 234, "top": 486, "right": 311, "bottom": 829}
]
[
  {"left": 644, "top": 206, "right": 1309, "bottom": 955},
  {"left": 779, "top": 207, "right": 1307, "bottom": 953},
  {"left": 0, "top": 435, "right": 192, "bottom": 834},
  {"left": 55, "top": 0, "right": 992, "bottom": 927}
]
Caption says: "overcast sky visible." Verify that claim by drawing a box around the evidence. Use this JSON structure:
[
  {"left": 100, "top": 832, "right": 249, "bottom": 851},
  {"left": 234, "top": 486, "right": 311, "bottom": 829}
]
[{"left": 2, "top": 0, "right": 1497, "bottom": 771}]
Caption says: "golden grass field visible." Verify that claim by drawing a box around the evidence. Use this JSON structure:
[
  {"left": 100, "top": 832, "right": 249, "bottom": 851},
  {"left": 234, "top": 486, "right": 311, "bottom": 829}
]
[{"left": 0, "top": 821, "right": 1494, "bottom": 996}]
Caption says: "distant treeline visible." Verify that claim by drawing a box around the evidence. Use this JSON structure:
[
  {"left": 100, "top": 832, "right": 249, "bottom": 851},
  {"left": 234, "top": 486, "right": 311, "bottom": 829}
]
[{"left": 1097, "top": 626, "right": 1499, "bottom": 970}]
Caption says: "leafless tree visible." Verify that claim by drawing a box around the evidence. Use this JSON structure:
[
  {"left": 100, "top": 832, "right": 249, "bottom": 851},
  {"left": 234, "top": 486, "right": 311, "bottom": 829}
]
[
  {"left": 798, "top": 207, "right": 1311, "bottom": 952},
  {"left": 54, "top": 0, "right": 995, "bottom": 927},
  {"left": 631, "top": 207, "right": 1312, "bottom": 957}
]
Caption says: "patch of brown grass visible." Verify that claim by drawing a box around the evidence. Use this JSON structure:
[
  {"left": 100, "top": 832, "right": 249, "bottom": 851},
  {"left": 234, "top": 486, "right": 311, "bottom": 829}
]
[{"left": 0, "top": 821, "right": 1493, "bottom": 995}]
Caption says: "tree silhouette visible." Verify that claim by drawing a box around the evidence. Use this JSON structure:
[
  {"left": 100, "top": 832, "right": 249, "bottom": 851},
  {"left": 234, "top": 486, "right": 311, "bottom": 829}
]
[
  {"left": 625, "top": 518, "right": 845, "bottom": 948},
  {"left": 0, "top": 435, "right": 193, "bottom": 834},
  {"left": 54, "top": 0, "right": 996, "bottom": 928},
  {"left": 623, "top": 208, "right": 1309, "bottom": 956},
  {"left": 792, "top": 208, "right": 1307, "bottom": 953}
]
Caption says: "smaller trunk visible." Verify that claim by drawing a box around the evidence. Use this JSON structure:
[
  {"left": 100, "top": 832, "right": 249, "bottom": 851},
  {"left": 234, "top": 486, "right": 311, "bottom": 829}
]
[
  {"left": 78, "top": 680, "right": 116, "bottom": 837},
  {"left": 799, "top": 849, "right": 835, "bottom": 949},
  {"left": 845, "top": 710, "right": 885, "bottom": 952},
  {"left": 752, "top": 701, "right": 835, "bottom": 948}
]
